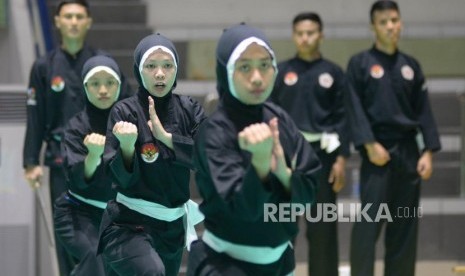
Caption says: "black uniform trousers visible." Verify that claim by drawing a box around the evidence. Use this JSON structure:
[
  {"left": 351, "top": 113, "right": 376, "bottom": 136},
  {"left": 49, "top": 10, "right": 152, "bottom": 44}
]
[
  {"left": 350, "top": 137, "right": 421, "bottom": 276},
  {"left": 54, "top": 192, "right": 106, "bottom": 276},
  {"left": 50, "top": 168, "right": 77, "bottom": 275},
  {"left": 187, "top": 239, "right": 295, "bottom": 276},
  {"left": 99, "top": 201, "right": 184, "bottom": 276},
  {"left": 306, "top": 145, "right": 339, "bottom": 276}
]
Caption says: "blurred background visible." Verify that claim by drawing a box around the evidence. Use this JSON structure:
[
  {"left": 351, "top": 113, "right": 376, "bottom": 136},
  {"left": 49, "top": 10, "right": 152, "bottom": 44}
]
[{"left": 0, "top": 0, "right": 464, "bottom": 275}]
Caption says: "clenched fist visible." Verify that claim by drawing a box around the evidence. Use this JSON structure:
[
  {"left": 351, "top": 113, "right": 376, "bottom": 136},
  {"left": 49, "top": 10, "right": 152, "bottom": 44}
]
[
  {"left": 84, "top": 133, "right": 106, "bottom": 157},
  {"left": 113, "top": 121, "right": 138, "bottom": 150}
]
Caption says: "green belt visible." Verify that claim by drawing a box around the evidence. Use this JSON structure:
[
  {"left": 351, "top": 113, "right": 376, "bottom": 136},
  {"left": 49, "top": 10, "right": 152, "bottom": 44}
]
[{"left": 300, "top": 131, "right": 322, "bottom": 143}]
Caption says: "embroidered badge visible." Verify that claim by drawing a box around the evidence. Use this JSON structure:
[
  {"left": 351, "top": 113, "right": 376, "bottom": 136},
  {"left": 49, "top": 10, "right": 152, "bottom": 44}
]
[
  {"left": 51, "top": 76, "right": 65, "bottom": 92},
  {"left": 140, "top": 143, "right": 159, "bottom": 163},
  {"left": 401, "top": 65, "right": 414, "bottom": 81},
  {"left": 26, "top": 87, "right": 37, "bottom": 106},
  {"left": 370, "top": 64, "right": 384, "bottom": 79},
  {"left": 318, "top": 73, "right": 334, "bottom": 89},
  {"left": 284, "top": 71, "right": 298, "bottom": 86}
]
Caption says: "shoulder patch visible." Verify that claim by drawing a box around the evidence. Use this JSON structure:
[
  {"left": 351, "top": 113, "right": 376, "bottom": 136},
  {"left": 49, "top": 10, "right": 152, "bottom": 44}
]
[{"left": 27, "top": 87, "right": 37, "bottom": 106}]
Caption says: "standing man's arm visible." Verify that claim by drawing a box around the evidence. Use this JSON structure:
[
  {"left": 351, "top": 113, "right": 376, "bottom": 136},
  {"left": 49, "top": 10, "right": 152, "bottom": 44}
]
[
  {"left": 23, "top": 61, "right": 47, "bottom": 188},
  {"left": 345, "top": 57, "right": 390, "bottom": 166},
  {"left": 412, "top": 62, "right": 441, "bottom": 180},
  {"left": 329, "top": 69, "right": 349, "bottom": 192}
]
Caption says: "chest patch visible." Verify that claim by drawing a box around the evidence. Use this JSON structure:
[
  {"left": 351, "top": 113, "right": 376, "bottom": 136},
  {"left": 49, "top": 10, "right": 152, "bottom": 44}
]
[
  {"left": 140, "top": 143, "right": 159, "bottom": 163},
  {"left": 284, "top": 71, "right": 298, "bottom": 86},
  {"left": 401, "top": 65, "right": 414, "bottom": 81},
  {"left": 370, "top": 64, "right": 384, "bottom": 79},
  {"left": 51, "top": 76, "right": 65, "bottom": 92},
  {"left": 318, "top": 73, "right": 334, "bottom": 89},
  {"left": 27, "top": 87, "right": 37, "bottom": 106}
]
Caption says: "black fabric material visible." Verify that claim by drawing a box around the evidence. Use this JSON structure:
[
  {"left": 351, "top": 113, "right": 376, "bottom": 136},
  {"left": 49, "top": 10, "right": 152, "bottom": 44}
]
[
  {"left": 81, "top": 54, "right": 122, "bottom": 81},
  {"left": 187, "top": 239, "right": 295, "bottom": 276},
  {"left": 50, "top": 168, "right": 77, "bottom": 275},
  {"left": 345, "top": 46, "right": 441, "bottom": 151},
  {"left": 190, "top": 24, "right": 321, "bottom": 275},
  {"left": 102, "top": 92, "right": 205, "bottom": 205},
  {"left": 346, "top": 44, "right": 440, "bottom": 276},
  {"left": 350, "top": 137, "right": 421, "bottom": 276},
  {"left": 305, "top": 147, "right": 339, "bottom": 276},
  {"left": 98, "top": 201, "right": 184, "bottom": 276},
  {"left": 270, "top": 53, "right": 346, "bottom": 275},
  {"left": 54, "top": 193, "right": 106, "bottom": 276},
  {"left": 270, "top": 56, "right": 350, "bottom": 157}
]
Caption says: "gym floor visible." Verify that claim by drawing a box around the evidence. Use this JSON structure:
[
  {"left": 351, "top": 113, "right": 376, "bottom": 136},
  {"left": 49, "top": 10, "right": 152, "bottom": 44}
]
[{"left": 294, "top": 261, "right": 465, "bottom": 276}]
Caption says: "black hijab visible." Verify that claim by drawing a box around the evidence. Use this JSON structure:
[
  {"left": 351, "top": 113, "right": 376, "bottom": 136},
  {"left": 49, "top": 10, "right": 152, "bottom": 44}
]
[
  {"left": 133, "top": 33, "right": 179, "bottom": 124},
  {"left": 215, "top": 23, "right": 278, "bottom": 128},
  {"left": 81, "top": 55, "right": 122, "bottom": 133}
]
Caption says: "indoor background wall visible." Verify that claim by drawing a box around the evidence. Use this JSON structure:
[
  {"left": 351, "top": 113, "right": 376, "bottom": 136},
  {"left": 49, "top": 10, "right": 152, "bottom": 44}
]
[{"left": 144, "top": 0, "right": 465, "bottom": 80}]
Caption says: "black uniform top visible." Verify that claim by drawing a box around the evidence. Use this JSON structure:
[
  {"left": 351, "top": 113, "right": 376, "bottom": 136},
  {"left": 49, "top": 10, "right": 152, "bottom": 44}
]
[
  {"left": 62, "top": 55, "right": 123, "bottom": 202},
  {"left": 346, "top": 46, "right": 441, "bottom": 152},
  {"left": 270, "top": 56, "right": 350, "bottom": 157},
  {"left": 63, "top": 105, "right": 115, "bottom": 201},
  {"left": 23, "top": 45, "right": 133, "bottom": 168},
  {"left": 194, "top": 24, "right": 321, "bottom": 247},
  {"left": 103, "top": 34, "right": 206, "bottom": 208}
]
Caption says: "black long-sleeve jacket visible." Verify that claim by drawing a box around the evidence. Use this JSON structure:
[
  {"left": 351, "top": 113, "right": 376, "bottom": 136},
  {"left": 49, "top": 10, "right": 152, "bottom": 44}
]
[
  {"left": 62, "top": 104, "right": 115, "bottom": 202},
  {"left": 194, "top": 100, "right": 321, "bottom": 247},
  {"left": 103, "top": 91, "right": 205, "bottom": 207},
  {"left": 271, "top": 56, "right": 350, "bottom": 156},
  {"left": 194, "top": 23, "right": 321, "bottom": 248},
  {"left": 345, "top": 46, "right": 441, "bottom": 152}
]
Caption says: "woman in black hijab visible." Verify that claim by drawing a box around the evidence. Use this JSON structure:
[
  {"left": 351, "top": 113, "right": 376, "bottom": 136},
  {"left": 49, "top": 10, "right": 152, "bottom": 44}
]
[
  {"left": 54, "top": 55, "right": 123, "bottom": 275},
  {"left": 187, "top": 23, "right": 321, "bottom": 276},
  {"left": 98, "top": 33, "right": 205, "bottom": 276}
]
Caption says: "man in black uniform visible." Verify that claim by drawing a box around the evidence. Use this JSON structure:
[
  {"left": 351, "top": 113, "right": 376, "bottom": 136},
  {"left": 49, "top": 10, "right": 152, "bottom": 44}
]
[
  {"left": 22, "top": 1, "right": 132, "bottom": 274},
  {"left": 270, "top": 12, "right": 349, "bottom": 276},
  {"left": 346, "top": 1, "right": 441, "bottom": 276},
  {"left": 187, "top": 23, "right": 321, "bottom": 276}
]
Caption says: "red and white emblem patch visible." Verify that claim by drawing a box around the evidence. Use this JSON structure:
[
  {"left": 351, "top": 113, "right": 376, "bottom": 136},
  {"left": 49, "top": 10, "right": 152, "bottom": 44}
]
[
  {"left": 140, "top": 143, "right": 159, "bottom": 163},
  {"left": 370, "top": 64, "right": 384, "bottom": 79},
  {"left": 51, "top": 76, "right": 65, "bottom": 92},
  {"left": 318, "top": 73, "right": 334, "bottom": 89},
  {"left": 284, "top": 71, "right": 298, "bottom": 86},
  {"left": 401, "top": 65, "right": 414, "bottom": 81}
]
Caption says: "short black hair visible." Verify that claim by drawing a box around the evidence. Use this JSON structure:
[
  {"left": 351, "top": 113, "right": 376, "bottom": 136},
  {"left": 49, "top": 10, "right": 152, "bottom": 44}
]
[
  {"left": 370, "top": 0, "right": 399, "bottom": 23},
  {"left": 292, "top": 12, "right": 323, "bottom": 32},
  {"left": 55, "top": 0, "right": 90, "bottom": 16}
]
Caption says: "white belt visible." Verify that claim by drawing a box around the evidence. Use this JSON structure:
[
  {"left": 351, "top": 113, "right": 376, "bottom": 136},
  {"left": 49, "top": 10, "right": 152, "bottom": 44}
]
[
  {"left": 68, "top": 190, "right": 107, "bottom": 209},
  {"left": 202, "top": 229, "right": 290, "bottom": 265},
  {"left": 300, "top": 131, "right": 340, "bottom": 153},
  {"left": 116, "top": 193, "right": 204, "bottom": 250}
]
